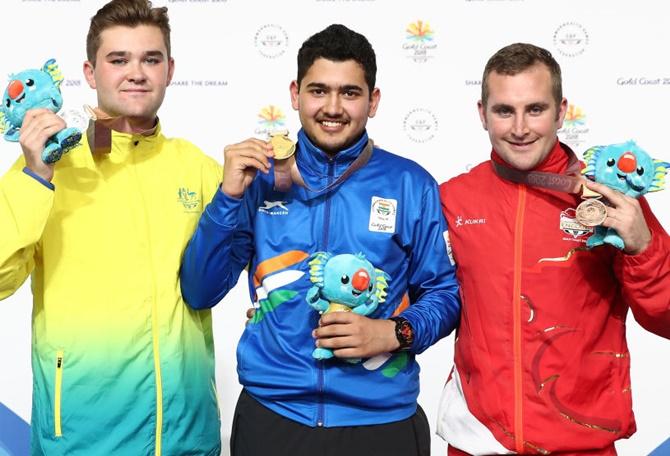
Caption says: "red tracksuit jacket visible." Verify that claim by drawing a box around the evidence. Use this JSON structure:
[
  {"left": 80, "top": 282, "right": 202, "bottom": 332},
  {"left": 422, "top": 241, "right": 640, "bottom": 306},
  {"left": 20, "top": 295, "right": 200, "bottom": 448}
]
[{"left": 438, "top": 141, "right": 670, "bottom": 455}]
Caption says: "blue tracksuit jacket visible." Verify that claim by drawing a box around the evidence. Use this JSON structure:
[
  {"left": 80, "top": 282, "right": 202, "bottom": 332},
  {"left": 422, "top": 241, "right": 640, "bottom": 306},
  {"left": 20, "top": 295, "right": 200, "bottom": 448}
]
[{"left": 180, "top": 129, "right": 460, "bottom": 427}]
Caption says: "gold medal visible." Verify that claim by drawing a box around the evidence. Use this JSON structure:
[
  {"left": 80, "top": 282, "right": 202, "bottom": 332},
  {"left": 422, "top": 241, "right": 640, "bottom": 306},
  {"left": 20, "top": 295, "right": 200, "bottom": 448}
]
[
  {"left": 575, "top": 199, "right": 607, "bottom": 227},
  {"left": 327, "top": 303, "right": 353, "bottom": 314},
  {"left": 269, "top": 130, "right": 296, "bottom": 160}
]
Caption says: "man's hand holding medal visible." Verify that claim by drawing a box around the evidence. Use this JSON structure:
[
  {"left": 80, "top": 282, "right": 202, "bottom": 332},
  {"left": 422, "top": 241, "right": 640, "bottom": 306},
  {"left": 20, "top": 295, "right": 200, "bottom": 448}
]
[
  {"left": 221, "top": 137, "right": 276, "bottom": 199},
  {"left": 581, "top": 179, "right": 652, "bottom": 255}
]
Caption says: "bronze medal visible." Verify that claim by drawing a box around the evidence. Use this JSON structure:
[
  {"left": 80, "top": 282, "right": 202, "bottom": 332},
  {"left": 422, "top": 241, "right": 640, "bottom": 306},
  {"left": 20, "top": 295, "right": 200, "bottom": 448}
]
[{"left": 575, "top": 199, "right": 607, "bottom": 227}]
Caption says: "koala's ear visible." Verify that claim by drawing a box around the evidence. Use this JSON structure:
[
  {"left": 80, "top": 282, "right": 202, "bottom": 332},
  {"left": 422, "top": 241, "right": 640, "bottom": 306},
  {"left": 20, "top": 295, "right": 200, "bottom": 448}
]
[
  {"left": 308, "top": 252, "right": 329, "bottom": 287},
  {"left": 648, "top": 159, "right": 670, "bottom": 193},
  {"left": 4, "top": 126, "right": 21, "bottom": 142},
  {"left": 43, "top": 59, "right": 64, "bottom": 89},
  {"left": 373, "top": 269, "right": 390, "bottom": 304},
  {"left": 581, "top": 145, "right": 603, "bottom": 178}
]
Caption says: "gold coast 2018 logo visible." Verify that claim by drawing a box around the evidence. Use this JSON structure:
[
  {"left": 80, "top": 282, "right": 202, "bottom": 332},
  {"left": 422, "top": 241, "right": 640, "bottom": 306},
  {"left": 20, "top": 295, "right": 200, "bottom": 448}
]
[
  {"left": 558, "top": 104, "right": 590, "bottom": 149},
  {"left": 403, "top": 20, "right": 437, "bottom": 63},
  {"left": 255, "top": 105, "right": 287, "bottom": 137}
]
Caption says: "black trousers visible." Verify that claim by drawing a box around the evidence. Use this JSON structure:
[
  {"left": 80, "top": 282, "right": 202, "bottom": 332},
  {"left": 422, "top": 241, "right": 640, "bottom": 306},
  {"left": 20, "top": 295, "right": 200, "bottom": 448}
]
[{"left": 231, "top": 389, "right": 431, "bottom": 456}]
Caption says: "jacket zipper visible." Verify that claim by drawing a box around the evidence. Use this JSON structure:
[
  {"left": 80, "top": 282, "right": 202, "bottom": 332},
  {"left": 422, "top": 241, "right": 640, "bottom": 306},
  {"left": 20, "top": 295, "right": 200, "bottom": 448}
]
[
  {"left": 54, "top": 350, "right": 64, "bottom": 437},
  {"left": 513, "top": 184, "right": 527, "bottom": 452},
  {"left": 131, "top": 154, "right": 163, "bottom": 456},
  {"left": 317, "top": 159, "right": 335, "bottom": 427}
]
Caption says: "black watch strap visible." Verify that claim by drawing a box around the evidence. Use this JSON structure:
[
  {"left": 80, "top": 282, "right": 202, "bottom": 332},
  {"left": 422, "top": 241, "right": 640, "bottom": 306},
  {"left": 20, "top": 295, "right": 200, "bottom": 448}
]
[{"left": 389, "top": 316, "right": 414, "bottom": 352}]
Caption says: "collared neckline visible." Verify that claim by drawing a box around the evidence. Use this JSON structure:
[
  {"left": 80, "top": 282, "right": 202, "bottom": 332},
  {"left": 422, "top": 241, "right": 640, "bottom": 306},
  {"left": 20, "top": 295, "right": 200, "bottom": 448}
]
[
  {"left": 110, "top": 121, "right": 162, "bottom": 148},
  {"left": 296, "top": 128, "right": 369, "bottom": 178}
]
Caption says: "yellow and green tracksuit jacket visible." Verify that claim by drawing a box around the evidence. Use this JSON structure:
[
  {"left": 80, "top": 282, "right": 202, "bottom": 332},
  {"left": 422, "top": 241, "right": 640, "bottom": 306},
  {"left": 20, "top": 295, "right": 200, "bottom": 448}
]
[{"left": 0, "top": 125, "right": 222, "bottom": 456}]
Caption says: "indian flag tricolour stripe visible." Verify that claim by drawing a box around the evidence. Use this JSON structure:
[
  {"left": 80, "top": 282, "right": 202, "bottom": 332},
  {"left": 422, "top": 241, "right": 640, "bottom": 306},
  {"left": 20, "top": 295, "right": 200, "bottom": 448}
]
[
  {"left": 256, "top": 270, "right": 305, "bottom": 300},
  {"left": 250, "top": 250, "right": 309, "bottom": 323}
]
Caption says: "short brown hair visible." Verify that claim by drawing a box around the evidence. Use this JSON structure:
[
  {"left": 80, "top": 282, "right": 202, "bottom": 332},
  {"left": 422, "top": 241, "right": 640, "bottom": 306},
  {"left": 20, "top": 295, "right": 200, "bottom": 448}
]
[
  {"left": 86, "top": 0, "right": 171, "bottom": 66},
  {"left": 481, "top": 43, "right": 562, "bottom": 109}
]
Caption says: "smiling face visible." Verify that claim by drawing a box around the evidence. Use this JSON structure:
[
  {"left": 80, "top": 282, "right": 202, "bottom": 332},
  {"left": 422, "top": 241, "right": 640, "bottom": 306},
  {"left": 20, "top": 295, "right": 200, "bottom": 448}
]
[
  {"left": 290, "top": 58, "right": 380, "bottom": 155},
  {"left": 83, "top": 24, "right": 174, "bottom": 132},
  {"left": 479, "top": 63, "right": 567, "bottom": 171}
]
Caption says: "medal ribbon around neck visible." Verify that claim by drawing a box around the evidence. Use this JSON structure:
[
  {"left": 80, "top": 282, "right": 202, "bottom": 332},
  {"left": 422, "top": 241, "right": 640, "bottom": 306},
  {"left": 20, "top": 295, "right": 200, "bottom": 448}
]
[
  {"left": 491, "top": 143, "right": 607, "bottom": 227},
  {"left": 84, "top": 105, "right": 157, "bottom": 155},
  {"left": 272, "top": 131, "right": 373, "bottom": 195}
]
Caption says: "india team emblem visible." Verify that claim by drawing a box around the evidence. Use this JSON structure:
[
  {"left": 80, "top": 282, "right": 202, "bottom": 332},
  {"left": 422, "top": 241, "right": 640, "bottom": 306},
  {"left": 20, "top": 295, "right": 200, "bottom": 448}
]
[{"left": 369, "top": 197, "right": 397, "bottom": 234}]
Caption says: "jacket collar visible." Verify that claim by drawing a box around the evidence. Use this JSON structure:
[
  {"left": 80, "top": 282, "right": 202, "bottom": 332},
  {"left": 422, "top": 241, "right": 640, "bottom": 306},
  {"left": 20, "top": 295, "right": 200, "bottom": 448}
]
[
  {"left": 296, "top": 128, "right": 369, "bottom": 181},
  {"left": 110, "top": 121, "right": 162, "bottom": 147}
]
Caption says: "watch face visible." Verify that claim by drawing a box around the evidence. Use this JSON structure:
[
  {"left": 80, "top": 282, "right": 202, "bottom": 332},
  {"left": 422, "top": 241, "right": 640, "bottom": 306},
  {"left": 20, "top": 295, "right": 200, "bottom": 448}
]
[{"left": 393, "top": 317, "right": 414, "bottom": 350}]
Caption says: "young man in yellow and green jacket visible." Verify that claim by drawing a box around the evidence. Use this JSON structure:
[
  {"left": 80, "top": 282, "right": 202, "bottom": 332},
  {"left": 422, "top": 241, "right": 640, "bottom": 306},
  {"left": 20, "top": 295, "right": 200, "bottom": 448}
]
[{"left": 0, "top": 1, "right": 222, "bottom": 454}]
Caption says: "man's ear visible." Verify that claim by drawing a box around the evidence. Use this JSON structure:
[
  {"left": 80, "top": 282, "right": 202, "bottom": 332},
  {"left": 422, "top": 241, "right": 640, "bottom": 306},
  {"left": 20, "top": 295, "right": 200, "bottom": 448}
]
[
  {"left": 477, "top": 100, "right": 488, "bottom": 131},
  {"left": 555, "top": 97, "right": 568, "bottom": 128},
  {"left": 83, "top": 61, "right": 96, "bottom": 90},
  {"left": 367, "top": 88, "right": 381, "bottom": 118},
  {"left": 289, "top": 80, "right": 300, "bottom": 111},
  {"left": 166, "top": 57, "right": 175, "bottom": 86}
]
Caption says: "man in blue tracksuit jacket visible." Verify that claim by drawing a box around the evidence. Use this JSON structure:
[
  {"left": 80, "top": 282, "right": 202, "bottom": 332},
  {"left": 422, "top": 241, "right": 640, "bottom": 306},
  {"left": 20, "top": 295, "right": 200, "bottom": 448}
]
[{"left": 180, "top": 24, "right": 460, "bottom": 456}]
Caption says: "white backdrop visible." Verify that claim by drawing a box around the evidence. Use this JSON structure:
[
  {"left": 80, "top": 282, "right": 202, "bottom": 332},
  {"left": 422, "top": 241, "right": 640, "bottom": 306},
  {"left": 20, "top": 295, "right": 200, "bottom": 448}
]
[{"left": 1, "top": 1, "right": 669, "bottom": 455}]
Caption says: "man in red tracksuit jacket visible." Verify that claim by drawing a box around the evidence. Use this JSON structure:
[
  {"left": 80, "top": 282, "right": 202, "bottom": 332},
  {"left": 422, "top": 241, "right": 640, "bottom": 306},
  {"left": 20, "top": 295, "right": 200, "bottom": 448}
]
[{"left": 437, "top": 43, "right": 670, "bottom": 455}]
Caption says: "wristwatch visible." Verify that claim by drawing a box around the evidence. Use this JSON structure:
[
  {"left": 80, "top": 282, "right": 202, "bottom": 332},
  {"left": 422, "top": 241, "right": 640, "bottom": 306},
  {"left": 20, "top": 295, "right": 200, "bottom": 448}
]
[{"left": 389, "top": 316, "right": 414, "bottom": 351}]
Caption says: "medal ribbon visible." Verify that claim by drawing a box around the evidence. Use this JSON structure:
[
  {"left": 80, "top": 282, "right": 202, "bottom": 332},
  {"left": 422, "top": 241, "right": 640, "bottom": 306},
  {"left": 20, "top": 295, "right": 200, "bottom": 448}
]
[
  {"left": 491, "top": 143, "right": 584, "bottom": 194},
  {"left": 491, "top": 142, "right": 607, "bottom": 226},
  {"left": 274, "top": 139, "right": 374, "bottom": 195},
  {"left": 84, "top": 105, "right": 157, "bottom": 155}
]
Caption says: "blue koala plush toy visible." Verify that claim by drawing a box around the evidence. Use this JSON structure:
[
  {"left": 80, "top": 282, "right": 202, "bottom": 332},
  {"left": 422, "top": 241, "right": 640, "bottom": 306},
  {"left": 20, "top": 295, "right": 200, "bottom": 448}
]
[
  {"left": 306, "top": 252, "right": 390, "bottom": 362},
  {"left": 582, "top": 140, "right": 669, "bottom": 249},
  {"left": 1, "top": 59, "right": 82, "bottom": 164}
]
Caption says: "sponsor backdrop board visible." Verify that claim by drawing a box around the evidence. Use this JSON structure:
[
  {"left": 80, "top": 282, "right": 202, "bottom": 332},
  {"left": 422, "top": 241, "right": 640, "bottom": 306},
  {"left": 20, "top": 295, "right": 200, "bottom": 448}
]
[{"left": 1, "top": 1, "right": 669, "bottom": 455}]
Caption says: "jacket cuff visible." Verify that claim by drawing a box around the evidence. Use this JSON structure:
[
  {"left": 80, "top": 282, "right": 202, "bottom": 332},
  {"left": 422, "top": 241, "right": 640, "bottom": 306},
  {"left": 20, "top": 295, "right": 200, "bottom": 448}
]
[
  {"left": 623, "top": 231, "right": 661, "bottom": 267},
  {"left": 23, "top": 167, "right": 55, "bottom": 191},
  {"left": 205, "top": 187, "right": 243, "bottom": 228},
  {"left": 395, "top": 311, "right": 423, "bottom": 354}
]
